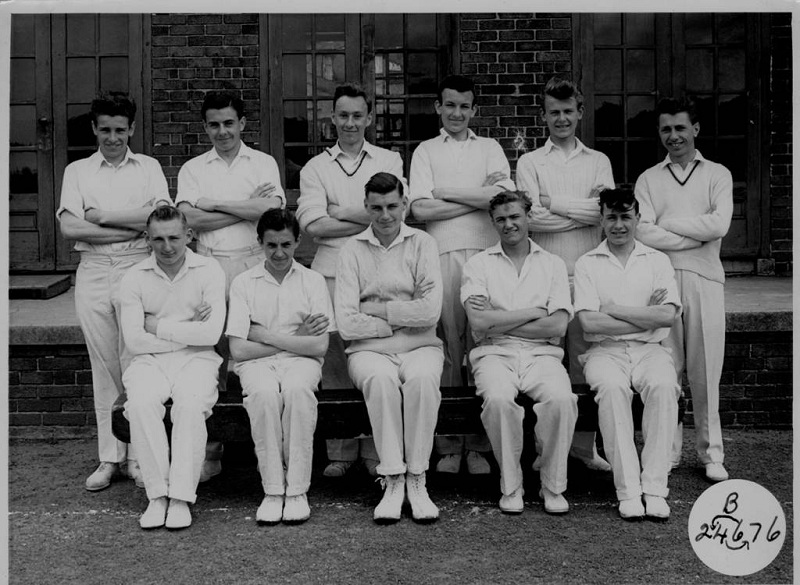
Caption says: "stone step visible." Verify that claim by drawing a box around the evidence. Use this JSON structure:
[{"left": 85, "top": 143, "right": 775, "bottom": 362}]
[{"left": 9, "top": 274, "right": 71, "bottom": 300}]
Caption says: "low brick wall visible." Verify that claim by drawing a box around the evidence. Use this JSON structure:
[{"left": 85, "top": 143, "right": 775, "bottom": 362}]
[{"left": 8, "top": 331, "right": 792, "bottom": 440}]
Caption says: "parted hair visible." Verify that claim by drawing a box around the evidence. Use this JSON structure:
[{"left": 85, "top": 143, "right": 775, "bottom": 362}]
[
  {"left": 437, "top": 75, "right": 476, "bottom": 105},
  {"left": 333, "top": 83, "right": 372, "bottom": 113},
  {"left": 146, "top": 204, "right": 188, "bottom": 228},
  {"left": 656, "top": 96, "right": 698, "bottom": 125},
  {"left": 488, "top": 190, "right": 533, "bottom": 216},
  {"left": 598, "top": 188, "right": 639, "bottom": 215},
  {"left": 541, "top": 77, "right": 584, "bottom": 110},
  {"left": 201, "top": 91, "right": 245, "bottom": 121},
  {"left": 256, "top": 209, "right": 300, "bottom": 241},
  {"left": 91, "top": 92, "right": 136, "bottom": 125},
  {"left": 364, "top": 172, "right": 404, "bottom": 198}
]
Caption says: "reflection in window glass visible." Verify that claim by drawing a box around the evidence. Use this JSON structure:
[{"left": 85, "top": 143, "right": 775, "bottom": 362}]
[
  {"left": 283, "top": 55, "right": 311, "bottom": 97},
  {"left": 10, "top": 152, "right": 38, "bottom": 193},
  {"left": 595, "top": 96, "right": 623, "bottom": 137},
  {"left": 315, "top": 54, "right": 345, "bottom": 96},
  {"left": 67, "top": 14, "right": 96, "bottom": 55},
  {"left": 375, "top": 14, "right": 403, "bottom": 49},
  {"left": 284, "top": 101, "right": 311, "bottom": 143},
  {"left": 594, "top": 14, "right": 621, "bottom": 45},
  {"left": 282, "top": 14, "right": 312, "bottom": 51},
  {"left": 595, "top": 50, "right": 622, "bottom": 92},
  {"left": 67, "top": 104, "right": 95, "bottom": 147},
  {"left": 10, "top": 105, "right": 38, "bottom": 147},
  {"left": 316, "top": 100, "right": 335, "bottom": 141},
  {"left": 10, "top": 58, "right": 36, "bottom": 103},
  {"left": 315, "top": 14, "right": 345, "bottom": 51},
  {"left": 685, "top": 13, "right": 713, "bottom": 44},
  {"left": 626, "top": 96, "right": 655, "bottom": 138},
  {"left": 67, "top": 58, "right": 97, "bottom": 102}
]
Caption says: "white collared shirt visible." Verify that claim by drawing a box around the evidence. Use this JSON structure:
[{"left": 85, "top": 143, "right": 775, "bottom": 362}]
[
  {"left": 57, "top": 148, "right": 170, "bottom": 254},
  {"left": 226, "top": 259, "right": 336, "bottom": 364},
  {"left": 573, "top": 240, "right": 682, "bottom": 343},
  {"left": 176, "top": 143, "right": 286, "bottom": 251}
]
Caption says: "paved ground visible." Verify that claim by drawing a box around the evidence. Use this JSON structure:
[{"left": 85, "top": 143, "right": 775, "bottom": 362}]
[{"left": 8, "top": 428, "right": 792, "bottom": 584}]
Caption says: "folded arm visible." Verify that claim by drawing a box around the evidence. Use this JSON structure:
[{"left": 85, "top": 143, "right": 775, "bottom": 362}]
[
  {"left": 464, "top": 295, "right": 549, "bottom": 336},
  {"left": 58, "top": 211, "right": 142, "bottom": 244}
]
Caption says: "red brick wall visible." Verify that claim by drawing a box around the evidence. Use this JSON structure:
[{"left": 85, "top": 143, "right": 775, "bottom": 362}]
[
  {"left": 768, "top": 13, "right": 792, "bottom": 275},
  {"left": 150, "top": 13, "right": 262, "bottom": 194}
]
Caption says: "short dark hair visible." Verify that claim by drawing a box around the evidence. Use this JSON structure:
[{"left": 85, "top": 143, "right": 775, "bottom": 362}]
[
  {"left": 541, "top": 77, "right": 584, "bottom": 110},
  {"left": 146, "top": 205, "right": 188, "bottom": 229},
  {"left": 91, "top": 92, "right": 136, "bottom": 125},
  {"left": 256, "top": 209, "right": 300, "bottom": 241},
  {"left": 656, "top": 96, "right": 698, "bottom": 125},
  {"left": 599, "top": 188, "right": 639, "bottom": 215},
  {"left": 333, "top": 83, "right": 372, "bottom": 113},
  {"left": 488, "top": 190, "right": 533, "bottom": 216},
  {"left": 201, "top": 91, "right": 245, "bottom": 121},
  {"left": 437, "top": 75, "right": 476, "bottom": 105},
  {"left": 364, "top": 172, "right": 403, "bottom": 198}
]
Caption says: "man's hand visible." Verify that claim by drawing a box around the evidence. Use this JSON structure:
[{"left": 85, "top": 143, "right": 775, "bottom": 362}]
[
  {"left": 192, "top": 302, "right": 212, "bottom": 322},
  {"left": 466, "top": 295, "right": 489, "bottom": 311},
  {"left": 539, "top": 195, "right": 552, "bottom": 209},
  {"left": 84, "top": 208, "right": 103, "bottom": 225},
  {"left": 360, "top": 301, "right": 387, "bottom": 319},
  {"left": 195, "top": 198, "right": 218, "bottom": 212},
  {"left": 483, "top": 171, "right": 508, "bottom": 187},
  {"left": 327, "top": 203, "right": 342, "bottom": 220},
  {"left": 296, "top": 313, "right": 329, "bottom": 336},
  {"left": 249, "top": 183, "right": 277, "bottom": 199},
  {"left": 144, "top": 314, "right": 159, "bottom": 335},
  {"left": 589, "top": 186, "right": 606, "bottom": 198},
  {"left": 413, "top": 280, "right": 435, "bottom": 299},
  {"left": 649, "top": 288, "right": 668, "bottom": 306}
]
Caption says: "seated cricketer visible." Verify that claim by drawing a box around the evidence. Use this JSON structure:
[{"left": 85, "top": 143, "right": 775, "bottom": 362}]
[
  {"left": 334, "top": 172, "right": 444, "bottom": 524},
  {"left": 226, "top": 209, "right": 334, "bottom": 525},
  {"left": 119, "top": 205, "right": 226, "bottom": 530},
  {"left": 574, "top": 188, "right": 681, "bottom": 521},
  {"left": 461, "top": 190, "right": 577, "bottom": 515}
]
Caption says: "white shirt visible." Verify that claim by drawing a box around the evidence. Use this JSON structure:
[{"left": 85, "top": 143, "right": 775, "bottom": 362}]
[
  {"left": 226, "top": 260, "right": 336, "bottom": 365},
  {"left": 57, "top": 149, "right": 170, "bottom": 254},
  {"left": 176, "top": 143, "right": 286, "bottom": 251},
  {"left": 119, "top": 248, "right": 226, "bottom": 365},
  {"left": 460, "top": 239, "right": 572, "bottom": 357},
  {"left": 573, "top": 240, "right": 682, "bottom": 344}
]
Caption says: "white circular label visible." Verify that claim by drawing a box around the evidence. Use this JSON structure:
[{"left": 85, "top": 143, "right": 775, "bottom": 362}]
[{"left": 688, "top": 479, "right": 786, "bottom": 576}]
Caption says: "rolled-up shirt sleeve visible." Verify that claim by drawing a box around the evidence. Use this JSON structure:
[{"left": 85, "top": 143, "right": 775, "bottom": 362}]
[
  {"left": 334, "top": 243, "right": 394, "bottom": 340},
  {"left": 547, "top": 256, "right": 574, "bottom": 319},
  {"left": 409, "top": 145, "right": 435, "bottom": 202},
  {"left": 175, "top": 161, "right": 202, "bottom": 207},
  {"left": 573, "top": 257, "right": 600, "bottom": 314},
  {"left": 224, "top": 273, "right": 252, "bottom": 340},
  {"left": 57, "top": 164, "right": 86, "bottom": 220}
]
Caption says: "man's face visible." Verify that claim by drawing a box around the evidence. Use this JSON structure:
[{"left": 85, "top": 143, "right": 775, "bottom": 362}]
[
  {"left": 260, "top": 227, "right": 299, "bottom": 277},
  {"left": 204, "top": 106, "right": 245, "bottom": 156},
  {"left": 146, "top": 218, "right": 192, "bottom": 271},
  {"left": 658, "top": 112, "right": 698, "bottom": 161},
  {"left": 365, "top": 188, "right": 406, "bottom": 242},
  {"left": 490, "top": 201, "right": 530, "bottom": 247},
  {"left": 601, "top": 203, "right": 639, "bottom": 249},
  {"left": 332, "top": 96, "right": 372, "bottom": 148},
  {"left": 541, "top": 95, "right": 583, "bottom": 142},
  {"left": 92, "top": 115, "right": 134, "bottom": 164},
  {"left": 435, "top": 88, "right": 477, "bottom": 138}
]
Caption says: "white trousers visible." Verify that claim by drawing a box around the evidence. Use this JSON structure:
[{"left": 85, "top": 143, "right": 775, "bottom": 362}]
[
  {"left": 667, "top": 270, "right": 726, "bottom": 465},
  {"left": 583, "top": 342, "right": 680, "bottom": 501},
  {"left": 75, "top": 250, "right": 149, "bottom": 463},
  {"left": 348, "top": 347, "right": 443, "bottom": 476},
  {"left": 237, "top": 356, "right": 320, "bottom": 497},
  {"left": 472, "top": 350, "right": 577, "bottom": 496},
  {"left": 123, "top": 353, "right": 220, "bottom": 503}
]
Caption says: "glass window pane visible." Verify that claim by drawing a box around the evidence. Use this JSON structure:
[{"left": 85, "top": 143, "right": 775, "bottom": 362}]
[
  {"left": 375, "top": 54, "right": 386, "bottom": 77},
  {"left": 317, "top": 100, "right": 335, "bottom": 141},
  {"left": 717, "top": 13, "right": 746, "bottom": 44},
  {"left": 67, "top": 14, "right": 96, "bottom": 55},
  {"left": 100, "top": 57, "right": 129, "bottom": 93},
  {"left": 717, "top": 139, "right": 747, "bottom": 182},
  {"left": 389, "top": 52, "right": 403, "bottom": 74},
  {"left": 718, "top": 94, "right": 747, "bottom": 136},
  {"left": 389, "top": 79, "right": 404, "bottom": 96},
  {"left": 628, "top": 140, "right": 659, "bottom": 183},
  {"left": 626, "top": 96, "right": 655, "bottom": 138},
  {"left": 407, "top": 14, "right": 437, "bottom": 47},
  {"left": 67, "top": 104, "right": 95, "bottom": 147},
  {"left": 695, "top": 137, "right": 716, "bottom": 161},
  {"left": 593, "top": 14, "right": 621, "bottom": 45},
  {"left": 376, "top": 78, "right": 386, "bottom": 96},
  {"left": 284, "top": 147, "right": 316, "bottom": 189},
  {"left": 67, "top": 58, "right": 97, "bottom": 102},
  {"left": 685, "top": 13, "right": 713, "bottom": 44},
  {"left": 282, "top": 14, "right": 312, "bottom": 51},
  {"left": 595, "top": 50, "right": 622, "bottom": 92},
  {"left": 595, "top": 96, "right": 623, "bottom": 137},
  {"left": 375, "top": 14, "right": 403, "bottom": 49},
  {"left": 409, "top": 97, "right": 437, "bottom": 141},
  {"left": 11, "top": 58, "right": 35, "bottom": 102},
  {"left": 67, "top": 149, "right": 95, "bottom": 164},
  {"left": 284, "top": 101, "right": 312, "bottom": 143},
  {"left": 625, "top": 49, "right": 654, "bottom": 92},
  {"left": 624, "top": 14, "right": 654, "bottom": 46},
  {"left": 693, "top": 95, "right": 717, "bottom": 135},
  {"left": 595, "top": 141, "right": 623, "bottom": 183},
  {"left": 315, "top": 54, "right": 345, "bottom": 96},
  {"left": 11, "top": 15, "right": 35, "bottom": 54},
  {"left": 685, "top": 49, "right": 714, "bottom": 92},
  {"left": 10, "top": 105, "right": 37, "bottom": 147},
  {"left": 99, "top": 14, "right": 128, "bottom": 53},
  {"left": 719, "top": 49, "right": 745, "bottom": 91},
  {"left": 408, "top": 52, "right": 437, "bottom": 95},
  {"left": 315, "top": 14, "right": 345, "bottom": 51},
  {"left": 10, "top": 152, "right": 38, "bottom": 194},
  {"left": 283, "top": 55, "right": 312, "bottom": 97}
]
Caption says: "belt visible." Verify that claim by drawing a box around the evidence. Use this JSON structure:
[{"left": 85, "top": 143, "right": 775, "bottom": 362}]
[{"left": 196, "top": 243, "right": 263, "bottom": 258}]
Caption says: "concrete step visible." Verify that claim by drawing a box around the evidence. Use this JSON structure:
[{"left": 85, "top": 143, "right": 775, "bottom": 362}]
[{"left": 9, "top": 275, "right": 71, "bottom": 300}]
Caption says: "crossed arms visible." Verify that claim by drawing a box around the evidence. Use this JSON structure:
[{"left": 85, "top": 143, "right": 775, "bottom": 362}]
[
  {"left": 228, "top": 313, "right": 331, "bottom": 361},
  {"left": 178, "top": 182, "right": 283, "bottom": 232},
  {"left": 577, "top": 289, "right": 677, "bottom": 336},
  {"left": 464, "top": 295, "right": 569, "bottom": 340}
]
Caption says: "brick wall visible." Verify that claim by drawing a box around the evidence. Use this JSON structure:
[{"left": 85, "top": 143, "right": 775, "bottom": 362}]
[
  {"left": 9, "top": 332, "right": 792, "bottom": 439},
  {"left": 768, "top": 13, "right": 792, "bottom": 276},
  {"left": 150, "top": 13, "right": 262, "bottom": 194},
  {"left": 458, "top": 13, "right": 572, "bottom": 170}
]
